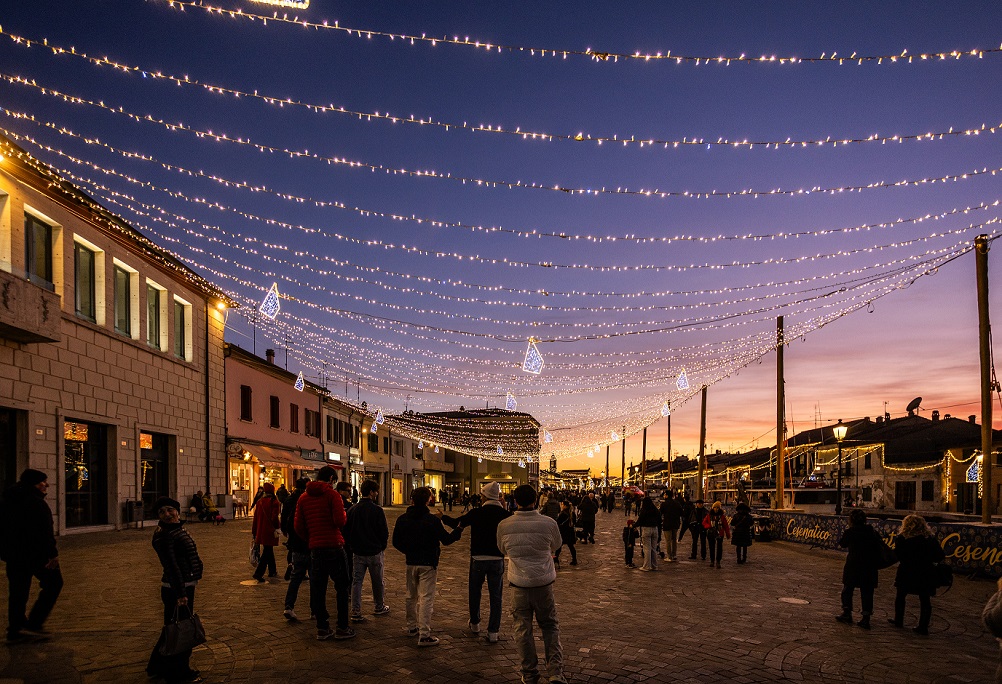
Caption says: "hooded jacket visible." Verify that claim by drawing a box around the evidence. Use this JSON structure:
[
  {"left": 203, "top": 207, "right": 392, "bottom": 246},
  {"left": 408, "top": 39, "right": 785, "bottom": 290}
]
[
  {"left": 280, "top": 489, "right": 309, "bottom": 553},
  {"left": 345, "top": 498, "right": 389, "bottom": 557},
  {"left": 441, "top": 501, "right": 512, "bottom": 558},
  {"left": 1, "top": 482, "right": 57, "bottom": 565},
  {"left": 391, "top": 504, "right": 461, "bottom": 567},
  {"left": 294, "top": 480, "right": 346, "bottom": 550},
  {"left": 253, "top": 495, "right": 281, "bottom": 546}
]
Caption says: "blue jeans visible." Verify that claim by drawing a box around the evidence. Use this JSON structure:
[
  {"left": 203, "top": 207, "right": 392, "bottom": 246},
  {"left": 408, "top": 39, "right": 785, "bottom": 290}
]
[
  {"left": 284, "top": 551, "right": 310, "bottom": 611},
  {"left": 310, "top": 547, "right": 351, "bottom": 631},
  {"left": 469, "top": 559, "right": 504, "bottom": 633},
  {"left": 351, "top": 552, "right": 386, "bottom": 613}
]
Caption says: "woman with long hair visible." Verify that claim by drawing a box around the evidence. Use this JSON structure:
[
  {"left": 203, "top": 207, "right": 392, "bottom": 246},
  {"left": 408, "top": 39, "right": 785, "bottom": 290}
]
[
  {"left": 252, "top": 482, "right": 282, "bottom": 581},
  {"left": 889, "top": 514, "right": 945, "bottom": 635},
  {"left": 555, "top": 500, "right": 578, "bottom": 566}
]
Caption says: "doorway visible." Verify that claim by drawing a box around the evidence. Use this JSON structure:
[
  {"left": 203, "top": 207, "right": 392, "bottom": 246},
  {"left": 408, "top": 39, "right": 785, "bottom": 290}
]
[
  {"left": 0, "top": 409, "right": 20, "bottom": 494},
  {"left": 64, "top": 420, "right": 108, "bottom": 527}
]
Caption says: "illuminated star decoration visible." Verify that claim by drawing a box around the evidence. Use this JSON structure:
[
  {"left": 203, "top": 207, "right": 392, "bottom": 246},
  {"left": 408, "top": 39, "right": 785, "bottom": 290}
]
[
  {"left": 506, "top": 393, "right": 517, "bottom": 411},
  {"left": 543, "top": 430, "right": 553, "bottom": 443},
  {"left": 375, "top": 408, "right": 385, "bottom": 425},
  {"left": 418, "top": 440, "right": 424, "bottom": 450},
  {"left": 497, "top": 445, "right": 504, "bottom": 456},
  {"left": 611, "top": 430, "right": 620, "bottom": 441},
  {"left": 294, "top": 371, "right": 305, "bottom": 392},
  {"left": 967, "top": 459, "right": 981, "bottom": 483},
  {"left": 259, "top": 282, "right": 281, "bottom": 320},
  {"left": 676, "top": 370, "right": 690, "bottom": 391},
  {"left": 371, "top": 422, "right": 378, "bottom": 433},
  {"left": 522, "top": 338, "right": 544, "bottom": 374},
  {"left": 661, "top": 402, "right": 671, "bottom": 417}
]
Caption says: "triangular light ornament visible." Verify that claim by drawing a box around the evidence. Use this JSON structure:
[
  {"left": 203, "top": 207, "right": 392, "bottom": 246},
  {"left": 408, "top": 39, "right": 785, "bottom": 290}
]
[
  {"left": 518, "top": 459, "right": 526, "bottom": 468},
  {"left": 371, "top": 422, "right": 378, "bottom": 433},
  {"left": 259, "top": 282, "right": 281, "bottom": 320},
  {"left": 587, "top": 449, "right": 594, "bottom": 458},
  {"left": 661, "top": 402, "right": 671, "bottom": 417},
  {"left": 497, "top": 445, "right": 504, "bottom": 456},
  {"left": 293, "top": 372, "right": 305, "bottom": 392},
  {"left": 375, "top": 408, "right": 385, "bottom": 425},
  {"left": 522, "top": 338, "right": 544, "bottom": 375},
  {"left": 434, "top": 445, "right": 439, "bottom": 454},
  {"left": 610, "top": 430, "right": 620, "bottom": 441},
  {"left": 543, "top": 430, "right": 553, "bottom": 444},
  {"left": 505, "top": 393, "right": 517, "bottom": 411},
  {"left": 417, "top": 440, "right": 424, "bottom": 450},
  {"left": 676, "top": 369, "right": 690, "bottom": 391}
]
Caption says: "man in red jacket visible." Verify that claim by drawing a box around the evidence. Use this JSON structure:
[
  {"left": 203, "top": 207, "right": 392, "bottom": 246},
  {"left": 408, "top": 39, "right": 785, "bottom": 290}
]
[{"left": 294, "top": 466, "right": 354, "bottom": 641}]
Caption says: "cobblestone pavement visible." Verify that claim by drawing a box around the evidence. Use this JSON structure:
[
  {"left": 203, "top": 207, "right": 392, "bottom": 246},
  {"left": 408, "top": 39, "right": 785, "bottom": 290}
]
[{"left": 0, "top": 507, "right": 997, "bottom": 683}]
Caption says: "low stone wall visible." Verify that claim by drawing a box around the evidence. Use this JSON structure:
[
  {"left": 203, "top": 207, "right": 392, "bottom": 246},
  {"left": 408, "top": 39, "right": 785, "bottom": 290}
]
[{"left": 760, "top": 510, "right": 1002, "bottom": 579}]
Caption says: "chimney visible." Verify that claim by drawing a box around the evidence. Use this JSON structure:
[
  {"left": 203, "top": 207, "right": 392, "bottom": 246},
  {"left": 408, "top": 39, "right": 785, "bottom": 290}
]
[
  {"left": 884, "top": 412, "right": 890, "bottom": 421},
  {"left": 266, "top": 348, "right": 275, "bottom": 364},
  {"left": 944, "top": 413, "right": 951, "bottom": 419},
  {"left": 876, "top": 416, "right": 883, "bottom": 424},
  {"left": 931, "top": 410, "right": 940, "bottom": 422},
  {"left": 970, "top": 415, "right": 977, "bottom": 424}
]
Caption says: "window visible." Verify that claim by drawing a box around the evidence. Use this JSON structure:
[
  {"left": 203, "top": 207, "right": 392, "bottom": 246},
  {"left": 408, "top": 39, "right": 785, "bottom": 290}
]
[
  {"left": 114, "top": 265, "right": 131, "bottom": 334},
  {"left": 864, "top": 451, "right": 872, "bottom": 469},
  {"left": 862, "top": 486, "right": 872, "bottom": 502},
  {"left": 393, "top": 439, "right": 404, "bottom": 456},
  {"left": 383, "top": 437, "right": 389, "bottom": 454},
  {"left": 289, "top": 403, "right": 299, "bottom": 433},
  {"left": 146, "top": 280, "right": 168, "bottom": 351},
  {"left": 240, "top": 385, "right": 252, "bottom": 421},
  {"left": 25, "top": 213, "right": 53, "bottom": 290},
  {"left": 326, "top": 415, "right": 334, "bottom": 442},
  {"left": 270, "top": 396, "right": 280, "bottom": 428},
  {"left": 173, "top": 296, "right": 193, "bottom": 361},
  {"left": 74, "top": 242, "right": 96, "bottom": 321},
  {"left": 305, "top": 409, "right": 320, "bottom": 438},
  {"left": 921, "top": 480, "right": 934, "bottom": 501},
  {"left": 367, "top": 433, "right": 378, "bottom": 453}
]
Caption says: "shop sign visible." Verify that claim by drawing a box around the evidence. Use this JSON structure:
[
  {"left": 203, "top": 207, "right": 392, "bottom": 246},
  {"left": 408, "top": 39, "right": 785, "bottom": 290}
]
[{"left": 301, "top": 450, "right": 324, "bottom": 462}]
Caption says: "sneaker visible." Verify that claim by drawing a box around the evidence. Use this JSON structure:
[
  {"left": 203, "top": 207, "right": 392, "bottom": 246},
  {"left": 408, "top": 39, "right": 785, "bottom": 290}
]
[
  {"left": 569, "top": 561, "right": 578, "bottom": 566},
  {"left": 626, "top": 563, "right": 636, "bottom": 569},
  {"left": 487, "top": 632, "right": 499, "bottom": 643},
  {"left": 373, "top": 604, "right": 391, "bottom": 616},
  {"left": 402, "top": 626, "right": 419, "bottom": 637},
  {"left": 334, "top": 627, "right": 356, "bottom": 640},
  {"left": 835, "top": 613, "right": 853, "bottom": 625},
  {"left": 549, "top": 676, "right": 568, "bottom": 684},
  {"left": 638, "top": 567, "right": 651, "bottom": 572},
  {"left": 468, "top": 620, "right": 481, "bottom": 634},
  {"left": 254, "top": 577, "right": 266, "bottom": 583},
  {"left": 20, "top": 625, "right": 50, "bottom": 638},
  {"left": 417, "top": 635, "right": 440, "bottom": 647},
  {"left": 912, "top": 626, "right": 929, "bottom": 636},
  {"left": 283, "top": 609, "right": 299, "bottom": 621},
  {"left": 886, "top": 619, "right": 903, "bottom": 628},
  {"left": 349, "top": 612, "right": 367, "bottom": 623},
  {"left": 316, "top": 628, "right": 334, "bottom": 640}
]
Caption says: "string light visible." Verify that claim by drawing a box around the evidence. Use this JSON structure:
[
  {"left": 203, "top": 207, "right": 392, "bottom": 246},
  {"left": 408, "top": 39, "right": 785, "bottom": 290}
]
[
  {"left": 3, "top": 27, "right": 999, "bottom": 154},
  {"left": 6, "top": 76, "right": 1002, "bottom": 203},
  {"left": 163, "top": 0, "right": 1001, "bottom": 67}
]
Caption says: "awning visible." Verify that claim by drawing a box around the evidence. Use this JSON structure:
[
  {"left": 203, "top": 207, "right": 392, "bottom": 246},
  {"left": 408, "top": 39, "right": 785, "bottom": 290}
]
[{"left": 240, "top": 444, "right": 311, "bottom": 469}]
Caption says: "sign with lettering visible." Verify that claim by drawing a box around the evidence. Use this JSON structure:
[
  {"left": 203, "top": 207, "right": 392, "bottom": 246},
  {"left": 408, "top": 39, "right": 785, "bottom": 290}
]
[
  {"left": 301, "top": 450, "right": 324, "bottom": 462},
  {"left": 760, "top": 510, "right": 1002, "bottom": 578}
]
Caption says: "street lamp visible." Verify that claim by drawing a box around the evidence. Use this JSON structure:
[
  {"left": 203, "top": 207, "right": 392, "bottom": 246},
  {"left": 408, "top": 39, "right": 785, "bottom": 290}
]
[{"left": 834, "top": 419, "right": 848, "bottom": 515}]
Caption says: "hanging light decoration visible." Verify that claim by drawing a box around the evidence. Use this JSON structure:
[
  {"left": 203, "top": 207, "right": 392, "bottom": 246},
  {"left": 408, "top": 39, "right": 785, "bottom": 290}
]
[
  {"left": 506, "top": 393, "right": 517, "bottom": 411},
  {"left": 522, "top": 338, "right": 544, "bottom": 374},
  {"left": 259, "top": 282, "right": 281, "bottom": 320},
  {"left": 294, "top": 371, "right": 305, "bottom": 391},
  {"left": 676, "top": 370, "right": 690, "bottom": 391}
]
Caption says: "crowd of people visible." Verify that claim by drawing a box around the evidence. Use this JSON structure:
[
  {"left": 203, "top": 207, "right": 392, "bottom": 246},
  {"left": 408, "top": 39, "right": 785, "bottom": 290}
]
[{"left": 0, "top": 466, "right": 999, "bottom": 683}]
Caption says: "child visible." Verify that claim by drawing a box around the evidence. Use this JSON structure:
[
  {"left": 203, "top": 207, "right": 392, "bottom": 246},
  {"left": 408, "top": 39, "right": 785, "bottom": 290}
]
[{"left": 623, "top": 519, "right": 640, "bottom": 568}]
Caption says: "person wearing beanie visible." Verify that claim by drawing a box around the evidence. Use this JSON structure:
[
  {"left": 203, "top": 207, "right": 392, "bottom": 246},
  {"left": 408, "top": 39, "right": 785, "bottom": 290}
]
[
  {"left": 438, "top": 480, "right": 512, "bottom": 642},
  {"left": 2, "top": 469, "right": 62, "bottom": 643},
  {"left": 252, "top": 482, "right": 282, "bottom": 582},
  {"left": 702, "top": 501, "right": 731, "bottom": 569},
  {"left": 147, "top": 495, "right": 203, "bottom": 682}
]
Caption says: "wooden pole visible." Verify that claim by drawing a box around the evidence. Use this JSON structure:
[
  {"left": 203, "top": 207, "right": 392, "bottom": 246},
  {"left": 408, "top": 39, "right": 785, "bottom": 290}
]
[
  {"left": 667, "top": 402, "right": 672, "bottom": 491},
  {"left": 977, "top": 235, "right": 994, "bottom": 523},
  {"left": 641, "top": 426, "right": 648, "bottom": 490},
  {"left": 605, "top": 444, "right": 610, "bottom": 488},
  {"left": 776, "top": 316, "right": 786, "bottom": 510},
  {"left": 620, "top": 424, "right": 626, "bottom": 488},
  {"left": 698, "top": 386, "right": 707, "bottom": 500}
]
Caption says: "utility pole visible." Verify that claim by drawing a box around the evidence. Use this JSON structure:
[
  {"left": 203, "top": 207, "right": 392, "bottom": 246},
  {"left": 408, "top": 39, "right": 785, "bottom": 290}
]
[
  {"left": 977, "top": 235, "right": 994, "bottom": 523},
  {"left": 697, "top": 386, "right": 707, "bottom": 500},
  {"left": 620, "top": 425, "right": 626, "bottom": 489},
  {"left": 776, "top": 316, "right": 786, "bottom": 510},
  {"left": 641, "top": 426, "right": 648, "bottom": 491},
  {"left": 605, "top": 445, "right": 610, "bottom": 489},
  {"left": 667, "top": 401, "right": 672, "bottom": 491}
]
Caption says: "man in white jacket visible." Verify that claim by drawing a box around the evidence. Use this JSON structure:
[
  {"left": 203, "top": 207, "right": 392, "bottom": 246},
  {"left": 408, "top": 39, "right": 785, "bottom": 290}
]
[{"left": 496, "top": 484, "right": 566, "bottom": 684}]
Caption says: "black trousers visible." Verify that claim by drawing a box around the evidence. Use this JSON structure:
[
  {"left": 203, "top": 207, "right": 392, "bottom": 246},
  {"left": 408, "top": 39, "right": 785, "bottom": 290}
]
[
  {"left": 555, "top": 542, "right": 576, "bottom": 563},
  {"left": 581, "top": 520, "right": 595, "bottom": 543},
  {"left": 6, "top": 561, "right": 63, "bottom": 636},
  {"left": 841, "top": 584, "right": 874, "bottom": 616},
  {"left": 253, "top": 546, "right": 277, "bottom": 579},
  {"left": 147, "top": 586, "right": 196, "bottom": 679},
  {"left": 708, "top": 536, "right": 723, "bottom": 563},
  {"left": 685, "top": 526, "right": 707, "bottom": 559},
  {"left": 624, "top": 544, "right": 635, "bottom": 565},
  {"left": 735, "top": 545, "right": 748, "bottom": 563},
  {"left": 894, "top": 589, "right": 932, "bottom": 628},
  {"left": 310, "top": 547, "right": 351, "bottom": 631}
]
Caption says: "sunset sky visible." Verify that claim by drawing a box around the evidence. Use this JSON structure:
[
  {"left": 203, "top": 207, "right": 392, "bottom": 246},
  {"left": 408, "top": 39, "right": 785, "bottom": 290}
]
[{"left": 4, "top": 0, "right": 1001, "bottom": 470}]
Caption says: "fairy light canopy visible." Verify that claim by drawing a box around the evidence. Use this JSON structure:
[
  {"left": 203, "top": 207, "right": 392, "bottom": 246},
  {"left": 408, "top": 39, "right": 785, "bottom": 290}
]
[{"left": 3, "top": 1, "right": 1000, "bottom": 467}]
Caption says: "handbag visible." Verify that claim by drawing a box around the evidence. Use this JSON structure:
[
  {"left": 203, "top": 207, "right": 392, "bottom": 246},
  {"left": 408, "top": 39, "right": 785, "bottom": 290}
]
[
  {"left": 159, "top": 606, "right": 206, "bottom": 656},
  {"left": 875, "top": 539, "right": 897, "bottom": 570},
  {"left": 933, "top": 561, "right": 953, "bottom": 590},
  {"left": 249, "top": 542, "right": 260, "bottom": 567}
]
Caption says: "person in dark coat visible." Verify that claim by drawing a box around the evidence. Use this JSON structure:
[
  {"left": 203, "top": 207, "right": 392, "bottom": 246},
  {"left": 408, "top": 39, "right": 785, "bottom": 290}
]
[
  {"left": 659, "top": 493, "right": 683, "bottom": 562},
  {"left": 680, "top": 500, "right": 708, "bottom": 560},
  {"left": 729, "top": 502, "right": 754, "bottom": 564},
  {"left": 622, "top": 519, "right": 639, "bottom": 568},
  {"left": 702, "top": 501, "right": 730, "bottom": 569},
  {"left": 252, "top": 483, "right": 281, "bottom": 581},
  {"left": 635, "top": 495, "right": 662, "bottom": 571},
  {"left": 577, "top": 492, "right": 599, "bottom": 544},
  {"left": 282, "top": 478, "right": 310, "bottom": 619},
  {"left": 981, "top": 577, "right": 1002, "bottom": 681},
  {"left": 836, "top": 508, "right": 882, "bottom": 630},
  {"left": 2, "top": 469, "right": 62, "bottom": 642},
  {"left": 889, "top": 514, "right": 945, "bottom": 635},
  {"left": 555, "top": 500, "right": 578, "bottom": 566},
  {"left": 276, "top": 484, "right": 290, "bottom": 505},
  {"left": 147, "top": 496, "right": 203, "bottom": 682},
  {"left": 345, "top": 479, "right": 390, "bottom": 624}
]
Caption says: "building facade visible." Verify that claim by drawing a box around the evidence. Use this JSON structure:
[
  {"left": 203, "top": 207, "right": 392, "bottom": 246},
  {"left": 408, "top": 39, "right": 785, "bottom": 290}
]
[{"left": 0, "top": 137, "right": 230, "bottom": 531}]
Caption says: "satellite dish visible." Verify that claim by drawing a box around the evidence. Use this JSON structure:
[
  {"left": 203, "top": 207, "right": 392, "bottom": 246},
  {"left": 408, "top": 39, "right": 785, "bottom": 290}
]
[{"left": 905, "top": 397, "right": 922, "bottom": 415}]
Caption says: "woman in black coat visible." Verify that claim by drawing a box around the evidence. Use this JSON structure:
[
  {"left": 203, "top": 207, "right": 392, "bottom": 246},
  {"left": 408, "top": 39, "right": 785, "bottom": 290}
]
[
  {"left": 889, "top": 514, "right": 945, "bottom": 635},
  {"left": 555, "top": 501, "right": 578, "bottom": 566},
  {"left": 147, "top": 497, "right": 204, "bottom": 683},
  {"left": 730, "top": 502, "right": 754, "bottom": 564},
  {"left": 836, "top": 508, "right": 882, "bottom": 630}
]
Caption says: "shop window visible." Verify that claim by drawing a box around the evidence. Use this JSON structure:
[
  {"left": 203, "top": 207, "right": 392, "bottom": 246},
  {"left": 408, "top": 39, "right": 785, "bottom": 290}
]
[
  {"left": 113, "top": 260, "right": 139, "bottom": 338},
  {"left": 240, "top": 385, "right": 253, "bottom": 421},
  {"left": 270, "top": 396, "right": 280, "bottom": 428},
  {"left": 140, "top": 432, "right": 171, "bottom": 520},
  {"left": 367, "top": 433, "right": 378, "bottom": 453},
  {"left": 146, "top": 279, "right": 168, "bottom": 351},
  {"left": 290, "top": 403, "right": 300, "bottom": 433},
  {"left": 173, "top": 295, "right": 193, "bottom": 361},
  {"left": 64, "top": 420, "right": 108, "bottom": 527},
  {"left": 921, "top": 480, "right": 934, "bottom": 501}
]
